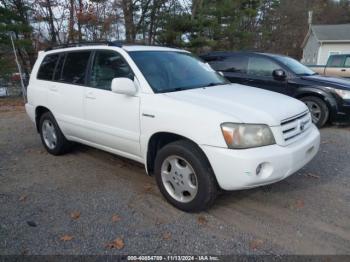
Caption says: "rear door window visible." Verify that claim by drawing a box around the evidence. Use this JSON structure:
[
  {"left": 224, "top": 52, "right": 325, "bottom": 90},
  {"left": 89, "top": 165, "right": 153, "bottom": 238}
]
[
  {"left": 37, "top": 54, "right": 60, "bottom": 80},
  {"left": 61, "top": 51, "right": 91, "bottom": 85},
  {"left": 209, "top": 56, "right": 248, "bottom": 74}
]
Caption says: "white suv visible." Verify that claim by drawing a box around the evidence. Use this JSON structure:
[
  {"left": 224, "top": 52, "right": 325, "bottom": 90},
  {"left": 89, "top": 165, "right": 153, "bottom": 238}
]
[{"left": 25, "top": 43, "right": 320, "bottom": 211}]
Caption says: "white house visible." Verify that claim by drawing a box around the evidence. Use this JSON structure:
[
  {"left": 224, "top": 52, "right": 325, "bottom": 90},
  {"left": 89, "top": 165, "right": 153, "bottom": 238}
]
[{"left": 301, "top": 24, "right": 350, "bottom": 65}]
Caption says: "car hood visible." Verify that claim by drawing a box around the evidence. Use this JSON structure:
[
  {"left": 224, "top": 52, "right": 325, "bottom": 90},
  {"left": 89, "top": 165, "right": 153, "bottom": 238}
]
[
  {"left": 164, "top": 84, "right": 308, "bottom": 126},
  {"left": 301, "top": 75, "right": 350, "bottom": 89}
]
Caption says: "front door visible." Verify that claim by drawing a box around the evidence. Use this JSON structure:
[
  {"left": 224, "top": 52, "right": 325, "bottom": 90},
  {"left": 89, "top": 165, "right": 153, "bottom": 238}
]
[
  {"left": 244, "top": 56, "right": 288, "bottom": 94},
  {"left": 83, "top": 50, "right": 141, "bottom": 158}
]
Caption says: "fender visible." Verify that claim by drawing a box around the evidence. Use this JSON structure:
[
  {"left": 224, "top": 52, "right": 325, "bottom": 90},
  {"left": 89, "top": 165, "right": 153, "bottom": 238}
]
[{"left": 294, "top": 86, "right": 338, "bottom": 119}]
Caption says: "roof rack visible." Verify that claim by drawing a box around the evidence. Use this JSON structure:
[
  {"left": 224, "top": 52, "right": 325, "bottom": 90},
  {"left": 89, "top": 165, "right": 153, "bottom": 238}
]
[{"left": 44, "top": 41, "right": 125, "bottom": 51}]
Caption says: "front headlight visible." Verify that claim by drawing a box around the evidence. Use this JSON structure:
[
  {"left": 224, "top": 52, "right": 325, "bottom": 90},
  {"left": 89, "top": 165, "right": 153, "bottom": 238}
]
[
  {"left": 333, "top": 88, "right": 350, "bottom": 99},
  {"left": 221, "top": 123, "right": 276, "bottom": 149}
]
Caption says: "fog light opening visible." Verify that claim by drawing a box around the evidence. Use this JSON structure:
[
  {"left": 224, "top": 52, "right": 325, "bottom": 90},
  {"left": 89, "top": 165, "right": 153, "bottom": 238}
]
[{"left": 256, "top": 164, "right": 263, "bottom": 176}]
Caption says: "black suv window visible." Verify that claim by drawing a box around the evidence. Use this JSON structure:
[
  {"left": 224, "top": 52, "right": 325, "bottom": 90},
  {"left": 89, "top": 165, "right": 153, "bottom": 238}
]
[
  {"left": 37, "top": 54, "right": 60, "bottom": 80},
  {"left": 61, "top": 51, "right": 91, "bottom": 85},
  {"left": 89, "top": 50, "right": 133, "bottom": 90},
  {"left": 212, "top": 56, "right": 248, "bottom": 73},
  {"left": 247, "top": 56, "right": 280, "bottom": 77}
]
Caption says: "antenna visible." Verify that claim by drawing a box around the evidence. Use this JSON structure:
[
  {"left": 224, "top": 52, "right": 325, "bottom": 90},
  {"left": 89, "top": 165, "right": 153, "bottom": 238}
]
[
  {"left": 308, "top": 11, "right": 313, "bottom": 27},
  {"left": 9, "top": 32, "right": 27, "bottom": 102}
]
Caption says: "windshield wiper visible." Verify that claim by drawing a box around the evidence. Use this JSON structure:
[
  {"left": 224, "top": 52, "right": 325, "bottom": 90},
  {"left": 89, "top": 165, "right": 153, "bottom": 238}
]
[
  {"left": 197, "top": 82, "right": 226, "bottom": 88},
  {"left": 158, "top": 87, "right": 188, "bottom": 93},
  {"left": 159, "top": 82, "right": 226, "bottom": 93}
]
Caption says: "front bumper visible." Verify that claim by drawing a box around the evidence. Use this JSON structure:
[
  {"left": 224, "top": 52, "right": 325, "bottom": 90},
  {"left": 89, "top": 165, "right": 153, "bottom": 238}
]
[
  {"left": 333, "top": 103, "right": 350, "bottom": 123},
  {"left": 201, "top": 124, "right": 320, "bottom": 191}
]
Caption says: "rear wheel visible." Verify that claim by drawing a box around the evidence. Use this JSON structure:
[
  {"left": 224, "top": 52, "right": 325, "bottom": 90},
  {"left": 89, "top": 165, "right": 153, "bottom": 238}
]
[
  {"left": 154, "top": 140, "right": 218, "bottom": 212},
  {"left": 300, "top": 96, "right": 329, "bottom": 128},
  {"left": 39, "top": 112, "right": 72, "bottom": 155}
]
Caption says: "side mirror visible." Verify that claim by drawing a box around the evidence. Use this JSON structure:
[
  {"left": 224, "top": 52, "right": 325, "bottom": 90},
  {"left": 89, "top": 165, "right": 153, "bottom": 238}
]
[
  {"left": 273, "top": 69, "right": 287, "bottom": 81},
  {"left": 111, "top": 77, "right": 137, "bottom": 96}
]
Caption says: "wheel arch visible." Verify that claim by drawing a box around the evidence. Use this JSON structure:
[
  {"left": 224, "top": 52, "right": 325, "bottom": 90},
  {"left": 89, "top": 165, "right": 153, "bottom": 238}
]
[
  {"left": 145, "top": 132, "right": 212, "bottom": 176},
  {"left": 295, "top": 87, "right": 336, "bottom": 106},
  {"left": 35, "top": 106, "right": 51, "bottom": 132},
  {"left": 295, "top": 87, "right": 338, "bottom": 121}
]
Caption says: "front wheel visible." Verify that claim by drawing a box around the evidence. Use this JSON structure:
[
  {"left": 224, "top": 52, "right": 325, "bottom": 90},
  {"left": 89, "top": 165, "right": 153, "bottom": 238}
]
[
  {"left": 154, "top": 140, "right": 218, "bottom": 212},
  {"left": 300, "top": 96, "right": 329, "bottom": 128}
]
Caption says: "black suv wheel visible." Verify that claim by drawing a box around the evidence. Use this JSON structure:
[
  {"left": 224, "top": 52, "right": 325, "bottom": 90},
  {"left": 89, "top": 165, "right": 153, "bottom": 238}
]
[{"left": 301, "top": 96, "right": 329, "bottom": 128}]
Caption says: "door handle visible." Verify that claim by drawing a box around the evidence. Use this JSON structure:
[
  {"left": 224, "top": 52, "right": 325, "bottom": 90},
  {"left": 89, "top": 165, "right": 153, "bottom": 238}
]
[
  {"left": 49, "top": 86, "right": 58, "bottom": 92},
  {"left": 85, "top": 92, "right": 96, "bottom": 100},
  {"left": 341, "top": 69, "right": 346, "bottom": 72}
]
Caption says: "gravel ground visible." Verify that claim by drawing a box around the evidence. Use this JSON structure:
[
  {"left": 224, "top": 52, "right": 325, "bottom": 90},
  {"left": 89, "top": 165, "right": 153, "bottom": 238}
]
[{"left": 0, "top": 99, "right": 350, "bottom": 255}]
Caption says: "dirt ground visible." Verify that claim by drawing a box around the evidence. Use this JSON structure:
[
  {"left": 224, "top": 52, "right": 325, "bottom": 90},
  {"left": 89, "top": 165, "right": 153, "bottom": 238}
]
[{"left": 1, "top": 98, "right": 350, "bottom": 255}]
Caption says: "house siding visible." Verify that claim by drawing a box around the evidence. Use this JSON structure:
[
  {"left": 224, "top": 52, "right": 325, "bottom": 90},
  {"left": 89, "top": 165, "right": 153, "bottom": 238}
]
[
  {"left": 302, "top": 33, "right": 320, "bottom": 65},
  {"left": 318, "top": 43, "right": 350, "bottom": 65}
]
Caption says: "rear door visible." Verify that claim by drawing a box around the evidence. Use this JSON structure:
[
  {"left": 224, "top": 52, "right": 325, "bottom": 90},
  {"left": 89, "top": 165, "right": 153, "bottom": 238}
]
[
  {"left": 325, "top": 55, "right": 347, "bottom": 77},
  {"left": 343, "top": 56, "right": 350, "bottom": 78},
  {"left": 83, "top": 50, "right": 141, "bottom": 157},
  {"left": 48, "top": 50, "right": 91, "bottom": 137}
]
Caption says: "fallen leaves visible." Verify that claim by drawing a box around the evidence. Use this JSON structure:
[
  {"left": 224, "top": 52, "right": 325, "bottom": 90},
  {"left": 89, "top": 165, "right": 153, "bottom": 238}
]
[
  {"left": 70, "top": 211, "right": 80, "bottom": 220},
  {"left": 143, "top": 184, "right": 153, "bottom": 193},
  {"left": 60, "top": 235, "right": 74, "bottom": 241},
  {"left": 295, "top": 199, "right": 305, "bottom": 209},
  {"left": 111, "top": 214, "right": 121, "bottom": 223},
  {"left": 105, "top": 238, "right": 125, "bottom": 250},
  {"left": 197, "top": 215, "right": 208, "bottom": 226},
  {"left": 287, "top": 199, "right": 306, "bottom": 210},
  {"left": 249, "top": 239, "right": 264, "bottom": 251},
  {"left": 19, "top": 195, "right": 28, "bottom": 202},
  {"left": 162, "top": 232, "right": 172, "bottom": 240},
  {"left": 155, "top": 219, "right": 164, "bottom": 226}
]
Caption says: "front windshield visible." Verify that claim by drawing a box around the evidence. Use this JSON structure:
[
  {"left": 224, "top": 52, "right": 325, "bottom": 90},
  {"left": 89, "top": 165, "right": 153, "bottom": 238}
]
[
  {"left": 275, "top": 56, "right": 316, "bottom": 76},
  {"left": 129, "top": 51, "right": 228, "bottom": 93}
]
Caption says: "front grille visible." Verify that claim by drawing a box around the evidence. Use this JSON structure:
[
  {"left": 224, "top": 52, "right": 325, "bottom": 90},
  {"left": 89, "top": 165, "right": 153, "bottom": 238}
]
[{"left": 281, "top": 110, "right": 312, "bottom": 143}]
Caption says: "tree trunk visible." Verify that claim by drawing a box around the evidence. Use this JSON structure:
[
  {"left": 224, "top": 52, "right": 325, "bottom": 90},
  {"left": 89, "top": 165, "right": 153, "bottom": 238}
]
[
  {"left": 77, "top": 0, "right": 83, "bottom": 41},
  {"left": 148, "top": 0, "right": 163, "bottom": 45},
  {"left": 121, "top": 0, "right": 135, "bottom": 43},
  {"left": 45, "top": 0, "right": 57, "bottom": 44},
  {"left": 191, "top": 0, "right": 203, "bottom": 20},
  {"left": 68, "top": 0, "right": 75, "bottom": 43}
]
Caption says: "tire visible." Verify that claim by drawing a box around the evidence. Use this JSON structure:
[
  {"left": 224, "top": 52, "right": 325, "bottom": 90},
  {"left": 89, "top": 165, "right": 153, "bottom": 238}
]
[
  {"left": 300, "top": 96, "right": 329, "bottom": 128},
  {"left": 154, "top": 140, "right": 218, "bottom": 212},
  {"left": 39, "top": 111, "right": 72, "bottom": 155}
]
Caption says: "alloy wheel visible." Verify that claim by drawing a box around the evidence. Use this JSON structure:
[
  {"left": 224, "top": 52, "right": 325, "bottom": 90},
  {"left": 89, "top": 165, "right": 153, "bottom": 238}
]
[{"left": 161, "top": 155, "right": 198, "bottom": 203}]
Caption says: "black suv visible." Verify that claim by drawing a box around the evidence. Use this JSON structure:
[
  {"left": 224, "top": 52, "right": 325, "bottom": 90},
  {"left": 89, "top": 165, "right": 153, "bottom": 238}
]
[{"left": 201, "top": 52, "right": 350, "bottom": 127}]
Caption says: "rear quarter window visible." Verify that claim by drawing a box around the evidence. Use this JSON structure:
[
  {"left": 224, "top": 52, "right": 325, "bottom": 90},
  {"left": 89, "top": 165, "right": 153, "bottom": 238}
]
[{"left": 37, "top": 54, "right": 60, "bottom": 80}]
